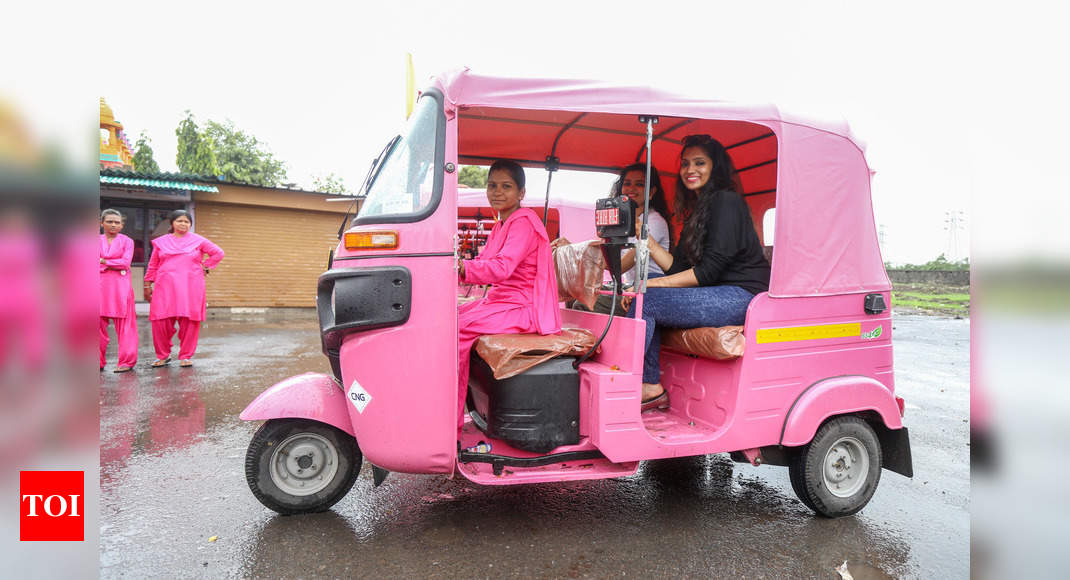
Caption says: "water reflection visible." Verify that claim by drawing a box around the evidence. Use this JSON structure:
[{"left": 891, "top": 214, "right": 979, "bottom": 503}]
[
  {"left": 100, "top": 371, "right": 138, "bottom": 483},
  {"left": 100, "top": 367, "right": 207, "bottom": 483}
]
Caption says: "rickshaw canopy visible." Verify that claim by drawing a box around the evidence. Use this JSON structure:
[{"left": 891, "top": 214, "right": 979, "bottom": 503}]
[{"left": 433, "top": 68, "right": 890, "bottom": 298}]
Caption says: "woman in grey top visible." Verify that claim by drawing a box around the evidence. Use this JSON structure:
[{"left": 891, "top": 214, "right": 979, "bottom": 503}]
[
  {"left": 550, "top": 163, "right": 674, "bottom": 313},
  {"left": 615, "top": 162, "right": 672, "bottom": 286}
]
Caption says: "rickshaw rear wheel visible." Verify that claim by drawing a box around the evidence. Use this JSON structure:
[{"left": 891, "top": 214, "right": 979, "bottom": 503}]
[
  {"left": 789, "top": 416, "right": 881, "bottom": 518},
  {"left": 245, "top": 419, "right": 362, "bottom": 515}
]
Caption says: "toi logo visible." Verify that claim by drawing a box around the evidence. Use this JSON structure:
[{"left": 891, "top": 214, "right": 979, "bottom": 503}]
[{"left": 20, "top": 471, "right": 84, "bottom": 541}]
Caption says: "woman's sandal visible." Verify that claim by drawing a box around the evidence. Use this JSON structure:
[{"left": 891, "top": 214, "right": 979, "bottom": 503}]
[
  {"left": 179, "top": 359, "right": 193, "bottom": 367},
  {"left": 151, "top": 358, "right": 171, "bottom": 368},
  {"left": 640, "top": 391, "right": 670, "bottom": 412},
  {"left": 113, "top": 366, "right": 133, "bottom": 373}
]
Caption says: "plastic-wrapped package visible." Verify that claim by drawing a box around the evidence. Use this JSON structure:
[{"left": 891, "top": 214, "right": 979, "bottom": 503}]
[
  {"left": 661, "top": 325, "right": 745, "bottom": 360},
  {"left": 552, "top": 240, "right": 605, "bottom": 310},
  {"left": 474, "top": 327, "right": 598, "bottom": 380}
]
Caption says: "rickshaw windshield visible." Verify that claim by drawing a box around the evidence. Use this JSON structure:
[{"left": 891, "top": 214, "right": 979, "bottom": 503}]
[{"left": 354, "top": 92, "right": 444, "bottom": 224}]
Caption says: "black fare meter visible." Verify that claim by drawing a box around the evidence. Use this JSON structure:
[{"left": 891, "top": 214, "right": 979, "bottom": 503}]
[{"left": 595, "top": 196, "right": 636, "bottom": 288}]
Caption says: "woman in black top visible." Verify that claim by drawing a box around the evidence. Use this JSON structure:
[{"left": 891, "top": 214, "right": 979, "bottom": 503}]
[{"left": 633, "top": 134, "right": 770, "bottom": 411}]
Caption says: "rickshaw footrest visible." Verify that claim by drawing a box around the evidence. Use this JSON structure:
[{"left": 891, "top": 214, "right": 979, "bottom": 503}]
[{"left": 458, "top": 449, "right": 605, "bottom": 476}]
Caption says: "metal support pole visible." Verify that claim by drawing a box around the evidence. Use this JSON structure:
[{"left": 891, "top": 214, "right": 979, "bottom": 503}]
[
  {"left": 636, "top": 116, "right": 657, "bottom": 293},
  {"left": 543, "top": 155, "right": 559, "bottom": 227}
]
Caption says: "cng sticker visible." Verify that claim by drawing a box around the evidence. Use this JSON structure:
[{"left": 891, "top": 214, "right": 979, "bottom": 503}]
[
  {"left": 348, "top": 380, "right": 372, "bottom": 414},
  {"left": 861, "top": 325, "right": 883, "bottom": 340}
]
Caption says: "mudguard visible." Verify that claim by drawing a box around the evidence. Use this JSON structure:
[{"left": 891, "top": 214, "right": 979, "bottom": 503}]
[
  {"left": 239, "top": 372, "right": 355, "bottom": 438},
  {"left": 780, "top": 375, "right": 903, "bottom": 447}
]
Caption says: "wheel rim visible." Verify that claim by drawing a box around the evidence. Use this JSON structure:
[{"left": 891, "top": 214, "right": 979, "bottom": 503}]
[
  {"left": 821, "top": 436, "right": 870, "bottom": 498},
  {"left": 268, "top": 432, "right": 340, "bottom": 497}
]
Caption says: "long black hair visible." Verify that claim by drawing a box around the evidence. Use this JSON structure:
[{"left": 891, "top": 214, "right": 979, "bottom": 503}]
[
  {"left": 674, "top": 135, "right": 739, "bottom": 264},
  {"left": 612, "top": 162, "right": 672, "bottom": 222}
]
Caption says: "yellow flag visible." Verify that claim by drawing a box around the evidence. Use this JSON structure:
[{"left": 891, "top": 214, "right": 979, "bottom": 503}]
[{"left": 405, "top": 53, "right": 415, "bottom": 119}]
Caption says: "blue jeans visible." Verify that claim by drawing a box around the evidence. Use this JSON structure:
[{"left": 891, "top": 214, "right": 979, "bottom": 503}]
[{"left": 630, "top": 285, "right": 755, "bottom": 384}]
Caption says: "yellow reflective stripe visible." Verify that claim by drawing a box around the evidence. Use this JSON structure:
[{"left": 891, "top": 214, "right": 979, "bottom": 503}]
[{"left": 756, "top": 322, "right": 862, "bottom": 344}]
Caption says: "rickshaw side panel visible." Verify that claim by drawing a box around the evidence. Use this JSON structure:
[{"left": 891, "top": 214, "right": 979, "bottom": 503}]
[
  {"left": 731, "top": 291, "right": 894, "bottom": 446},
  {"left": 335, "top": 254, "right": 459, "bottom": 475},
  {"left": 572, "top": 289, "right": 895, "bottom": 462},
  {"left": 239, "top": 372, "right": 354, "bottom": 438},
  {"left": 658, "top": 353, "right": 742, "bottom": 431}
]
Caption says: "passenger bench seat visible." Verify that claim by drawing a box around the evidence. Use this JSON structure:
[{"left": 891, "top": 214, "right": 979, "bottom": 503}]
[{"left": 661, "top": 325, "right": 745, "bottom": 360}]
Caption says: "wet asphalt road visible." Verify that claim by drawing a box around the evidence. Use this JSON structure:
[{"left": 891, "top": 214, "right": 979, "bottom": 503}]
[{"left": 99, "top": 312, "right": 969, "bottom": 579}]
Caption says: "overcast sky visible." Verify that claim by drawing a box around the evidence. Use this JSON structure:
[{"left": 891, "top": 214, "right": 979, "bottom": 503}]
[{"left": 5, "top": 0, "right": 1067, "bottom": 265}]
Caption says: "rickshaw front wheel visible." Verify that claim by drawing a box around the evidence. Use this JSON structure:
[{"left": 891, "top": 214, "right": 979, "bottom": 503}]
[
  {"left": 245, "top": 419, "right": 362, "bottom": 515},
  {"left": 789, "top": 415, "right": 881, "bottom": 518}
]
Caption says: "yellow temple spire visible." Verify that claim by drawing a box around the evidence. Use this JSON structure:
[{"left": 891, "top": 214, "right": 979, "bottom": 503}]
[{"left": 100, "top": 98, "right": 134, "bottom": 169}]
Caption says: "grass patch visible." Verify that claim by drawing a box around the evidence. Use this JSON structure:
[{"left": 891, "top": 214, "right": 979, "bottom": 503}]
[
  {"left": 891, "top": 284, "right": 970, "bottom": 317},
  {"left": 896, "top": 292, "right": 970, "bottom": 303}
]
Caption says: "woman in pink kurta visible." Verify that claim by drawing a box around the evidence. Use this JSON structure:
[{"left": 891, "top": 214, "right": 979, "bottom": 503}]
[
  {"left": 144, "top": 210, "right": 224, "bottom": 367},
  {"left": 456, "top": 161, "right": 561, "bottom": 425},
  {"left": 99, "top": 209, "right": 138, "bottom": 372}
]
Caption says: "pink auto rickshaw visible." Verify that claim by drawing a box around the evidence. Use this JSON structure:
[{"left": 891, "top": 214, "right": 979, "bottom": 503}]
[{"left": 241, "top": 69, "right": 912, "bottom": 518}]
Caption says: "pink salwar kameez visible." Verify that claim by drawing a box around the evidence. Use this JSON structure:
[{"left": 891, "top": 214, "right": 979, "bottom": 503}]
[
  {"left": 99, "top": 233, "right": 138, "bottom": 369},
  {"left": 145, "top": 233, "right": 224, "bottom": 361},
  {"left": 457, "top": 208, "right": 561, "bottom": 425}
]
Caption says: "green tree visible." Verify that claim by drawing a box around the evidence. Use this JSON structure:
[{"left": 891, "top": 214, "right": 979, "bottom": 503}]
[
  {"left": 175, "top": 111, "right": 218, "bottom": 177},
  {"left": 203, "top": 120, "right": 287, "bottom": 187},
  {"left": 312, "top": 173, "right": 351, "bottom": 194},
  {"left": 458, "top": 165, "right": 488, "bottom": 188},
  {"left": 131, "top": 130, "right": 160, "bottom": 173}
]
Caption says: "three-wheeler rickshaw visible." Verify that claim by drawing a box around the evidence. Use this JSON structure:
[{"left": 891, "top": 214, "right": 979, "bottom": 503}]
[{"left": 241, "top": 68, "right": 912, "bottom": 518}]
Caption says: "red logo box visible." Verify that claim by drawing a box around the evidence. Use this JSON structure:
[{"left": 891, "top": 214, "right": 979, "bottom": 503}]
[{"left": 20, "top": 471, "right": 84, "bottom": 541}]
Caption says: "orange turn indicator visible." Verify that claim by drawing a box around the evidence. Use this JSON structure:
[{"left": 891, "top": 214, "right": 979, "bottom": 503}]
[{"left": 344, "top": 230, "right": 399, "bottom": 250}]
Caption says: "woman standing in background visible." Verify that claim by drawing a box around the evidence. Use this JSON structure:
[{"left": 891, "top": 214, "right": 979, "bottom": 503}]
[
  {"left": 99, "top": 209, "right": 138, "bottom": 372},
  {"left": 144, "top": 210, "right": 224, "bottom": 368}
]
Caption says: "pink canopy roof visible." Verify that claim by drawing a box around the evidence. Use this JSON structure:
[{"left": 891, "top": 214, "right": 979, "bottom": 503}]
[{"left": 433, "top": 69, "right": 889, "bottom": 298}]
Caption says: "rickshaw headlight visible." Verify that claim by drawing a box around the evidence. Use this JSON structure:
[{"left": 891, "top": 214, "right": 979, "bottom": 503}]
[{"left": 344, "top": 230, "right": 399, "bottom": 250}]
